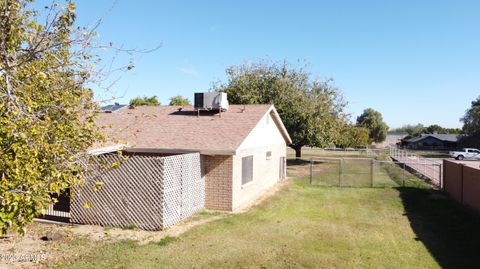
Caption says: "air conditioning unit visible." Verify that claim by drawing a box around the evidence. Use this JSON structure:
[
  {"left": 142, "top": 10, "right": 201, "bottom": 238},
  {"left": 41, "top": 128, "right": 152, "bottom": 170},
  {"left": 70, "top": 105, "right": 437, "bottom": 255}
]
[{"left": 194, "top": 92, "right": 229, "bottom": 111}]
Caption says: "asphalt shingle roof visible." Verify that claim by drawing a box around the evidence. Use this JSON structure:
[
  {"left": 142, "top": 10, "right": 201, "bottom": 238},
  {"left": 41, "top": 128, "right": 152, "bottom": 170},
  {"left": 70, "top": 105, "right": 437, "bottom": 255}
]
[
  {"left": 95, "top": 104, "right": 288, "bottom": 154},
  {"left": 407, "top": 134, "right": 462, "bottom": 143}
]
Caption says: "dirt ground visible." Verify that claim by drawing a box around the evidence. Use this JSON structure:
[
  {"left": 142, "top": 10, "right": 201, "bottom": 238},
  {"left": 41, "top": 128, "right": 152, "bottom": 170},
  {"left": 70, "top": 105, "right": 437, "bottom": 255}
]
[{"left": 0, "top": 213, "right": 225, "bottom": 269}]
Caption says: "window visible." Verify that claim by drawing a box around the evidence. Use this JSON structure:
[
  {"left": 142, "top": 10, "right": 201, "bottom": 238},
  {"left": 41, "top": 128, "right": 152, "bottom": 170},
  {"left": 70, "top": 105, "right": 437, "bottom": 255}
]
[
  {"left": 242, "top": 156, "right": 253, "bottom": 185},
  {"left": 266, "top": 151, "right": 272, "bottom": 160}
]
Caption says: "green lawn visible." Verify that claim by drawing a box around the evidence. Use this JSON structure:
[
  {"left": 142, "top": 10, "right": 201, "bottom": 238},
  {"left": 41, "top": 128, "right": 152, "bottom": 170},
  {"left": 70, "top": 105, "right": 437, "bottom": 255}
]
[
  {"left": 51, "top": 172, "right": 480, "bottom": 268},
  {"left": 291, "top": 157, "right": 430, "bottom": 189},
  {"left": 405, "top": 150, "right": 450, "bottom": 158}
]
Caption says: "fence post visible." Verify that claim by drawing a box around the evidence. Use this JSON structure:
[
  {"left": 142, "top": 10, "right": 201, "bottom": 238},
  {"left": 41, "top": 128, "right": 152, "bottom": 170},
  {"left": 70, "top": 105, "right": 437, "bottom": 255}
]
[
  {"left": 460, "top": 164, "right": 464, "bottom": 203},
  {"left": 339, "top": 159, "right": 344, "bottom": 187},
  {"left": 309, "top": 158, "right": 313, "bottom": 184},
  {"left": 424, "top": 159, "right": 427, "bottom": 177},
  {"left": 440, "top": 163, "right": 443, "bottom": 190},
  {"left": 371, "top": 159, "right": 375, "bottom": 187},
  {"left": 402, "top": 163, "right": 406, "bottom": 187}
]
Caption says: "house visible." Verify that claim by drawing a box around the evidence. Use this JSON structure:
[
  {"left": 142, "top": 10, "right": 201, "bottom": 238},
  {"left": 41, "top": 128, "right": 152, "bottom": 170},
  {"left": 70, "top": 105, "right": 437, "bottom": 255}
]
[
  {"left": 94, "top": 104, "right": 292, "bottom": 212},
  {"left": 405, "top": 134, "right": 462, "bottom": 150}
]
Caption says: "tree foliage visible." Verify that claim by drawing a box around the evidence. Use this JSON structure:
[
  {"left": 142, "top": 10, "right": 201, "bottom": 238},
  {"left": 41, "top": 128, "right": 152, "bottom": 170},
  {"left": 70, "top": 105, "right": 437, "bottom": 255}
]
[
  {"left": 169, "top": 95, "right": 190, "bottom": 106},
  {"left": 0, "top": 0, "right": 104, "bottom": 234},
  {"left": 460, "top": 96, "right": 480, "bottom": 147},
  {"left": 391, "top": 124, "right": 425, "bottom": 136},
  {"left": 336, "top": 125, "right": 369, "bottom": 148},
  {"left": 392, "top": 123, "right": 461, "bottom": 137},
  {"left": 356, "top": 108, "right": 389, "bottom": 143},
  {"left": 461, "top": 96, "right": 480, "bottom": 136},
  {"left": 213, "top": 60, "right": 347, "bottom": 157},
  {"left": 129, "top": 96, "right": 160, "bottom": 106}
]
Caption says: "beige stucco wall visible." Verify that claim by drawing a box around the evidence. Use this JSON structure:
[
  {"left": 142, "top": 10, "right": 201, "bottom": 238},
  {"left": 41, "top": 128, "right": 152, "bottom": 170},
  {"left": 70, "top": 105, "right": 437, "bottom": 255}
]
[
  {"left": 231, "top": 111, "right": 287, "bottom": 210},
  {"left": 202, "top": 111, "right": 288, "bottom": 211},
  {"left": 231, "top": 143, "right": 286, "bottom": 210}
]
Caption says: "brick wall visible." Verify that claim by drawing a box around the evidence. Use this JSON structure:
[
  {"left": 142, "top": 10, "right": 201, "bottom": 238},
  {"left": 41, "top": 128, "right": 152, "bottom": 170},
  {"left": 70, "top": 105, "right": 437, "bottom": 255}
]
[{"left": 203, "top": 155, "right": 233, "bottom": 211}]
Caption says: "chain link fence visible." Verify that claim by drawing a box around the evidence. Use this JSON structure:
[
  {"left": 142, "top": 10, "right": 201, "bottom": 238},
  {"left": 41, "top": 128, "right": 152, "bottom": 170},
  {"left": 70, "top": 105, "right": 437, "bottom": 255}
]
[
  {"left": 307, "top": 157, "right": 435, "bottom": 188},
  {"left": 390, "top": 147, "right": 443, "bottom": 186}
]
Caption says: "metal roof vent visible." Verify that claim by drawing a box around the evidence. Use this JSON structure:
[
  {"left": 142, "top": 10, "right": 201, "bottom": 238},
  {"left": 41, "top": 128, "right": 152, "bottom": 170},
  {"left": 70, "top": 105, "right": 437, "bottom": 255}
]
[{"left": 194, "top": 92, "right": 229, "bottom": 111}]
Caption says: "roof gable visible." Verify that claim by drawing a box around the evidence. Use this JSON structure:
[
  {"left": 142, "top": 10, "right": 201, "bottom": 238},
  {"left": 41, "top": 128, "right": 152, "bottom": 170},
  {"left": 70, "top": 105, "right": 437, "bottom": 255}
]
[{"left": 95, "top": 104, "right": 290, "bottom": 154}]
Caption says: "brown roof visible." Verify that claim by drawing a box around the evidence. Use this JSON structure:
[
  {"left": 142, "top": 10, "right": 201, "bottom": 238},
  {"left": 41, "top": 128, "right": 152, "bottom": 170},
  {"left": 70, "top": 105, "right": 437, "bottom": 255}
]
[{"left": 95, "top": 104, "right": 291, "bottom": 155}]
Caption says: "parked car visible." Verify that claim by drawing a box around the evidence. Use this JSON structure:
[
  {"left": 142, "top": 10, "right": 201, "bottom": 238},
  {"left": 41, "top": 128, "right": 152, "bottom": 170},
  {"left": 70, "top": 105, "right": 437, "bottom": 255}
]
[{"left": 449, "top": 148, "right": 480, "bottom": 160}]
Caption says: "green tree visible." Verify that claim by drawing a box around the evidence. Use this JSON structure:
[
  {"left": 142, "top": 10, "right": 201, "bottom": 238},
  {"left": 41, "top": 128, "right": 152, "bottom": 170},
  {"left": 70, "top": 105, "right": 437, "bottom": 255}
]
[
  {"left": 444, "top": 127, "right": 462, "bottom": 134},
  {"left": 392, "top": 124, "right": 424, "bottom": 136},
  {"left": 459, "top": 96, "right": 480, "bottom": 147},
  {"left": 392, "top": 123, "right": 461, "bottom": 138},
  {"left": 214, "top": 60, "right": 347, "bottom": 157},
  {"left": 424, "top": 124, "right": 443, "bottom": 134},
  {"left": 336, "top": 125, "right": 369, "bottom": 148},
  {"left": 461, "top": 96, "right": 480, "bottom": 136},
  {"left": 129, "top": 96, "right": 160, "bottom": 106},
  {"left": 424, "top": 124, "right": 461, "bottom": 134},
  {"left": 356, "top": 108, "right": 389, "bottom": 143},
  {"left": 0, "top": 0, "right": 103, "bottom": 234},
  {"left": 169, "top": 95, "right": 191, "bottom": 106}
]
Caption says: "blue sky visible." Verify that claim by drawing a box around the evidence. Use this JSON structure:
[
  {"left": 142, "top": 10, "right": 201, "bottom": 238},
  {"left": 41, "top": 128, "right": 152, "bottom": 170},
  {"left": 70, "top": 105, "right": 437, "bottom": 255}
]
[{"left": 72, "top": 0, "right": 480, "bottom": 128}]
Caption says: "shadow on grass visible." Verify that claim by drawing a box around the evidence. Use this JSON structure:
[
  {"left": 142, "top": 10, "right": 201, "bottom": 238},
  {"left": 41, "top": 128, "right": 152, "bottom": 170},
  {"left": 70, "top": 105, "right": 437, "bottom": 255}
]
[
  {"left": 287, "top": 158, "right": 333, "bottom": 167},
  {"left": 287, "top": 158, "right": 324, "bottom": 166},
  {"left": 287, "top": 158, "right": 310, "bottom": 166},
  {"left": 397, "top": 187, "right": 480, "bottom": 269}
]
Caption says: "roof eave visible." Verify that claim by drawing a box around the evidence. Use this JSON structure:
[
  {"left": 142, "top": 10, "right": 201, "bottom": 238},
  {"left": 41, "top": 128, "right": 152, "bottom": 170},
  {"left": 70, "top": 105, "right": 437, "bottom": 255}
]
[
  {"left": 88, "top": 144, "right": 128, "bottom": 155},
  {"left": 269, "top": 105, "right": 293, "bottom": 145},
  {"left": 124, "top": 147, "right": 236, "bottom": 156}
]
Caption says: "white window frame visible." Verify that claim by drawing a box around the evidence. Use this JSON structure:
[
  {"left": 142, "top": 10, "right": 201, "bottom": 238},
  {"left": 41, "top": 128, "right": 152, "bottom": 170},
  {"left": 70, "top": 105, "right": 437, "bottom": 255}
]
[{"left": 241, "top": 155, "right": 254, "bottom": 185}]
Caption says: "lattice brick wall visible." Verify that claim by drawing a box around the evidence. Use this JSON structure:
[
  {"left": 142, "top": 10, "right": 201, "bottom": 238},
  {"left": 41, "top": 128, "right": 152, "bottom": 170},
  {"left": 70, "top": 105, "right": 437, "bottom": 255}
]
[{"left": 70, "top": 152, "right": 204, "bottom": 230}]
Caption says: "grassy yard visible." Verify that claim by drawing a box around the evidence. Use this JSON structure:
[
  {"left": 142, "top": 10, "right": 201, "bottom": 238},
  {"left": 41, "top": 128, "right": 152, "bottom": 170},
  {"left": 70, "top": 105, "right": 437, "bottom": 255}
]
[
  {"left": 405, "top": 150, "right": 450, "bottom": 158},
  {"left": 50, "top": 170, "right": 480, "bottom": 268},
  {"left": 290, "top": 157, "right": 430, "bottom": 189}
]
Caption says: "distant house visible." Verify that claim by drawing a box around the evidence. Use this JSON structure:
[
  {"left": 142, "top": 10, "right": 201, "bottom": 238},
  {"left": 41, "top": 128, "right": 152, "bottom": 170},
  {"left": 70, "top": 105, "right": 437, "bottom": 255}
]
[
  {"left": 405, "top": 134, "right": 462, "bottom": 150},
  {"left": 95, "top": 104, "right": 292, "bottom": 212}
]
